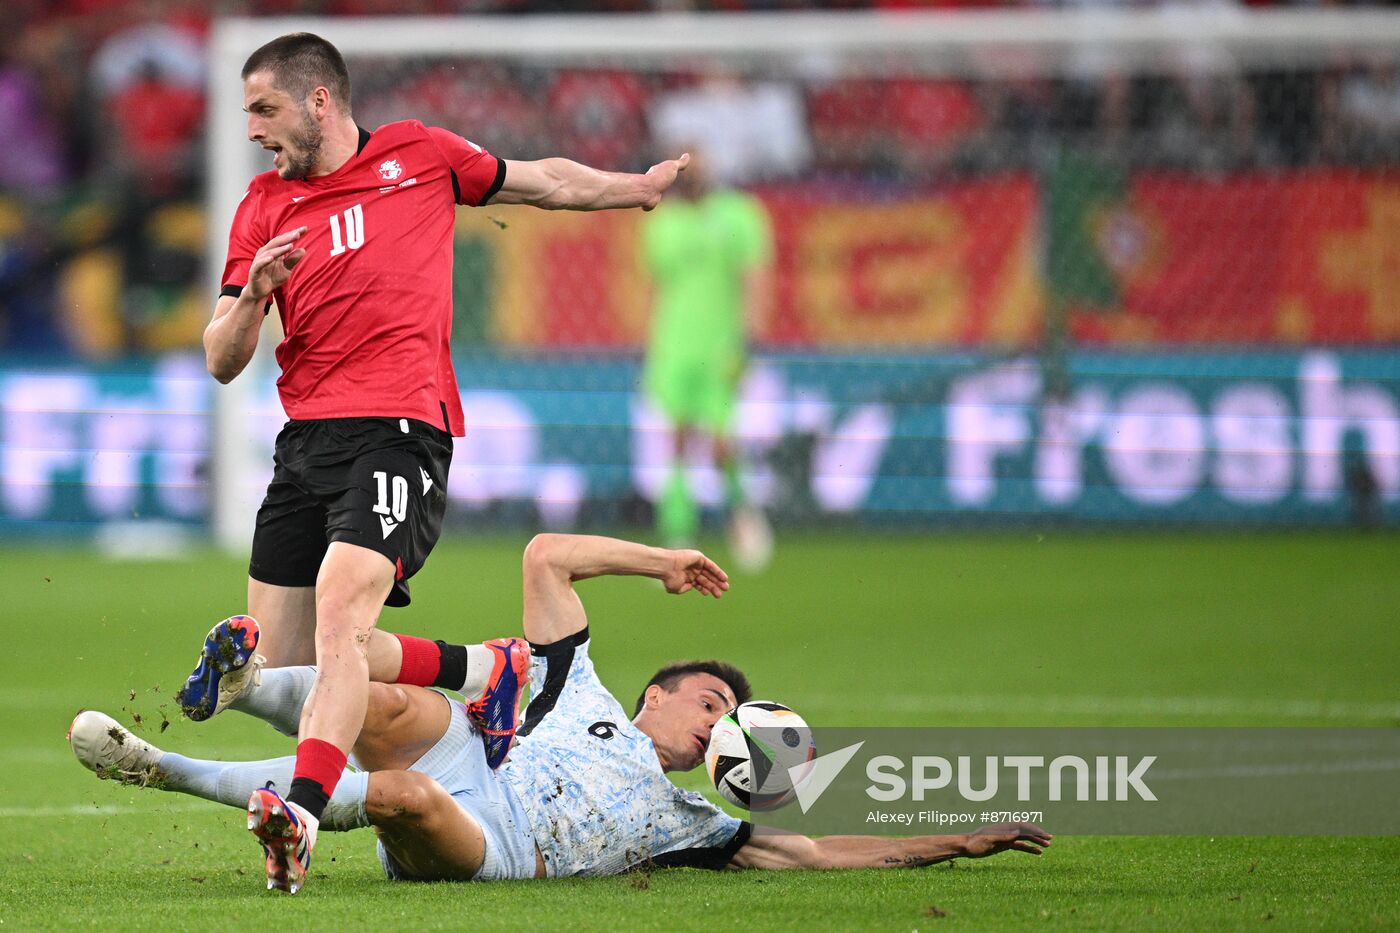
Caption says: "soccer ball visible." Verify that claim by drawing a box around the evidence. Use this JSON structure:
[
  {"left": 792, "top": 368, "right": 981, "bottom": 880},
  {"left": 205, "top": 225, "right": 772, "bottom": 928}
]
[{"left": 705, "top": 701, "right": 816, "bottom": 811}]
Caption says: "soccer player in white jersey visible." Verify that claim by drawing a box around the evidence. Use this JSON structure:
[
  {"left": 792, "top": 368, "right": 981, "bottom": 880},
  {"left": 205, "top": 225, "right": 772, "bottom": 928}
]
[{"left": 70, "top": 534, "right": 1051, "bottom": 884}]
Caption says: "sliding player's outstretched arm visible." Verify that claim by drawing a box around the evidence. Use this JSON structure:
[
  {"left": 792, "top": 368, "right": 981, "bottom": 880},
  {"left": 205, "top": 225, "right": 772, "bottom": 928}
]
[
  {"left": 521, "top": 533, "right": 729, "bottom": 645},
  {"left": 730, "top": 823, "right": 1052, "bottom": 870}
]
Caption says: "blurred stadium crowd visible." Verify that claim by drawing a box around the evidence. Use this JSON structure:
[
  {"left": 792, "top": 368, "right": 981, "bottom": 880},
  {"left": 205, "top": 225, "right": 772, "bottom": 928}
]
[{"left": 2, "top": 0, "right": 1398, "bottom": 357}]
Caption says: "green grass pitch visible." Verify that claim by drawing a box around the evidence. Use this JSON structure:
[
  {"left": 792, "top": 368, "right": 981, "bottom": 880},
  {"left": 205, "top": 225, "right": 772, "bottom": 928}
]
[{"left": 2, "top": 532, "right": 1398, "bottom": 930}]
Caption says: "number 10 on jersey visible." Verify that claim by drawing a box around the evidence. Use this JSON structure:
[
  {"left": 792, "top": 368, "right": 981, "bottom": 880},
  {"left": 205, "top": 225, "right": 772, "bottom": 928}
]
[{"left": 329, "top": 203, "right": 364, "bottom": 256}]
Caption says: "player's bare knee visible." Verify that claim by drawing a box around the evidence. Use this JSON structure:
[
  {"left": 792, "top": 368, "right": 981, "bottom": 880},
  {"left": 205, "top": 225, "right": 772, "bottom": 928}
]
[
  {"left": 361, "top": 683, "right": 411, "bottom": 737},
  {"left": 352, "top": 686, "right": 408, "bottom": 767},
  {"left": 315, "top": 587, "right": 365, "bottom": 627},
  {"left": 522, "top": 533, "right": 551, "bottom": 568},
  {"left": 312, "top": 593, "right": 376, "bottom": 651},
  {"left": 367, "top": 771, "right": 440, "bottom": 827},
  {"left": 523, "top": 533, "right": 566, "bottom": 576}
]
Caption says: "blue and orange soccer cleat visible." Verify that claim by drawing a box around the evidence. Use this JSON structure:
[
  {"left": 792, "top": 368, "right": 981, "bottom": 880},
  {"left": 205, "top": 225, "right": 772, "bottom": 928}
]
[
  {"left": 247, "top": 786, "right": 316, "bottom": 894},
  {"left": 466, "top": 637, "right": 531, "bottom": 769},
  {"left": 176, "top": 615, "right": 263, "bottom": 722}
]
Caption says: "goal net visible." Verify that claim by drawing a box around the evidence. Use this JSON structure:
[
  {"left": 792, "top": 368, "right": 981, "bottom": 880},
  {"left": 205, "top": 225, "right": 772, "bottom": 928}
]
[{"left": 207, "top": 10, "right": 1400, "bottom": 548}]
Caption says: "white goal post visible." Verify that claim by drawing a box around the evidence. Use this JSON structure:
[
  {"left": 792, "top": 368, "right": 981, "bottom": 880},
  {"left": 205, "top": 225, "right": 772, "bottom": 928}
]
[{"left": 206, "top": 9, "right": 1400, "bottom": 551}]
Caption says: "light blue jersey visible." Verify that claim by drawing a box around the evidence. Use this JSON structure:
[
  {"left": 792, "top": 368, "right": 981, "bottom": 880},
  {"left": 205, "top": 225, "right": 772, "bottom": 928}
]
[{"left": 497, "top": 630, "right": 747, "bottom": 878}]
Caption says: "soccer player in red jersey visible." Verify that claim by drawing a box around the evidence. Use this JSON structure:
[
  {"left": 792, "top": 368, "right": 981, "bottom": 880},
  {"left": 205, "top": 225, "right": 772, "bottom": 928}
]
[{"left": 198, "top": 32, "right": 693, "bottom": 893}]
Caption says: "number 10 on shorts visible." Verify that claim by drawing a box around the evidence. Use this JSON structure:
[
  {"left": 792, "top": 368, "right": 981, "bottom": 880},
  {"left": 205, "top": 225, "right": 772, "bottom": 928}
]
[{"left": 373, "top": 471, "right": 408, "bottom": 522}]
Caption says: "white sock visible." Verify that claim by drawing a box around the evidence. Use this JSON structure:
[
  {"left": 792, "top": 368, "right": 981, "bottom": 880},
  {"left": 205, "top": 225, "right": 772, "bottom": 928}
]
[
  {"left": 460, "top": 644, "right": 495, "bottom": 700},
  {"left": 229, "top": 665, "right": 316, "bottom": 736},
  {"left": 157, "top": 753, "right": 370, "bottom": 832}
]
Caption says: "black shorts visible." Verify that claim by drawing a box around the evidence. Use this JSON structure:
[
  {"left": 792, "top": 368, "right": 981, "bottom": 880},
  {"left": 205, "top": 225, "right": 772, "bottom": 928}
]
[{"left": 249, "top": 417, "right": 453, "bottom": 608}]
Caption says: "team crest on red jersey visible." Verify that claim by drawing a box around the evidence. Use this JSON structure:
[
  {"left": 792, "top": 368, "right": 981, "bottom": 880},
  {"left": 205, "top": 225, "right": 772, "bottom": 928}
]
[{"left": 378, "top": 159, "right": 404, "bottom": 181}]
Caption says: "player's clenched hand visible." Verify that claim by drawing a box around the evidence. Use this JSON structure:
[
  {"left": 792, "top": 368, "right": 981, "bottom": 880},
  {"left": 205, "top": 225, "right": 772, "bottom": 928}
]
[
  {"left": 246, "top": 226, "right": 308, "bottom": 301},
  {"left": 640, "top": 153, "right": 690, "bottom": 211},
  {"left": 661, "top": 548, "right": 729, "bottom": 598},
  {"left": 961, "top": 823, "right": 1052, "bottom": 858}
]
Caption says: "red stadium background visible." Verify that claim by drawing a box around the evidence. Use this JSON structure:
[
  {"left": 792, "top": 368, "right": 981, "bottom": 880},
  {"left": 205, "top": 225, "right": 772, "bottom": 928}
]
[{"left": 472, "top": 171, "right": 1400, "bottom": 350}]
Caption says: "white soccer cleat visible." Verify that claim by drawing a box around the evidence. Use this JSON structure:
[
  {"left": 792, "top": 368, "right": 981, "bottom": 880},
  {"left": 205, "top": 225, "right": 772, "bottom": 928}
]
[
  {"left": 214, "top": 652, "right": 264, "bottom": 718},
  {"left": 67, "top": 710, "right": 165, "bottom": 786}
]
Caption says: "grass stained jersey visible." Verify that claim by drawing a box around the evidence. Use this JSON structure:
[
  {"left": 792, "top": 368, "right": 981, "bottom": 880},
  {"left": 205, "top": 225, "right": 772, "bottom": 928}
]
[{"left": 498, "top": 634, "right": 746, "bottom": 877}]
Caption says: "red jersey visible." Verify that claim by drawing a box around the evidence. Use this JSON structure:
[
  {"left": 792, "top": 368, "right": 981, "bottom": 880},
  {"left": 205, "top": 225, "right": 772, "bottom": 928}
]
[{"left": 220, "top": 120, "right": 503, "bottom": 435}]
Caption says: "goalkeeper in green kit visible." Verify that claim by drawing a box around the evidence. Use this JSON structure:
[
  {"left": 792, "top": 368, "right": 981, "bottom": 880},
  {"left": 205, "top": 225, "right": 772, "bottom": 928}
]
[{"left": 641, "top": 150, "right": 775, "bottom": 568}]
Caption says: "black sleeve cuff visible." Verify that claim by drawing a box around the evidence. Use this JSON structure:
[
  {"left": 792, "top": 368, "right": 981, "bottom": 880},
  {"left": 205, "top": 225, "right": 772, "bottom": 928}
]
[
  {"left": 724, "top": 821, "right": 754, "bottom": 859},
  {"left": 528, "top": 626, "right": 590, "bottom": 656},
  {"left": 479, "top": 158, "right": 507, "bottom": 206},
  {"left": 647, "top": 822, "right": 753, "bottom": 871}
]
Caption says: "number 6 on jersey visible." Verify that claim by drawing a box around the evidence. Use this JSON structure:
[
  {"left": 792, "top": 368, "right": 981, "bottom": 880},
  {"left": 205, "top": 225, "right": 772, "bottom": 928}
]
[{"left": 329, "top": 203, "right": 364, "bottom": 256}]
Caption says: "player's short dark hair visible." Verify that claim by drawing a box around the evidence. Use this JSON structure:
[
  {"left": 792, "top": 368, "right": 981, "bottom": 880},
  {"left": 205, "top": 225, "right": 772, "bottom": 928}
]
[
  {"left": 633, "top": 660, "right": 752, "bottom": 716},
  {"left": 242, "top": 33, "right": 352, "bottom": 112}
]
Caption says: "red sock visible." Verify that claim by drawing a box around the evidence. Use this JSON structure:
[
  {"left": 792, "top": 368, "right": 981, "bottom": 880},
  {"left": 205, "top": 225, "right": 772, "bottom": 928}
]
[
  {"left": 288, "top": 738, "right": 348, "bottom": 821},
  {"left": 394, "top": 634, "right": 443, "bottom": 686}
]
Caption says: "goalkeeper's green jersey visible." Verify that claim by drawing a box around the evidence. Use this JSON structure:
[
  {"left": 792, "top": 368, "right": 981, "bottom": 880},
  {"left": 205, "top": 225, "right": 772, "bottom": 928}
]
[{"left": 642, "top": 190, "right": 773, "bottom": 364}]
